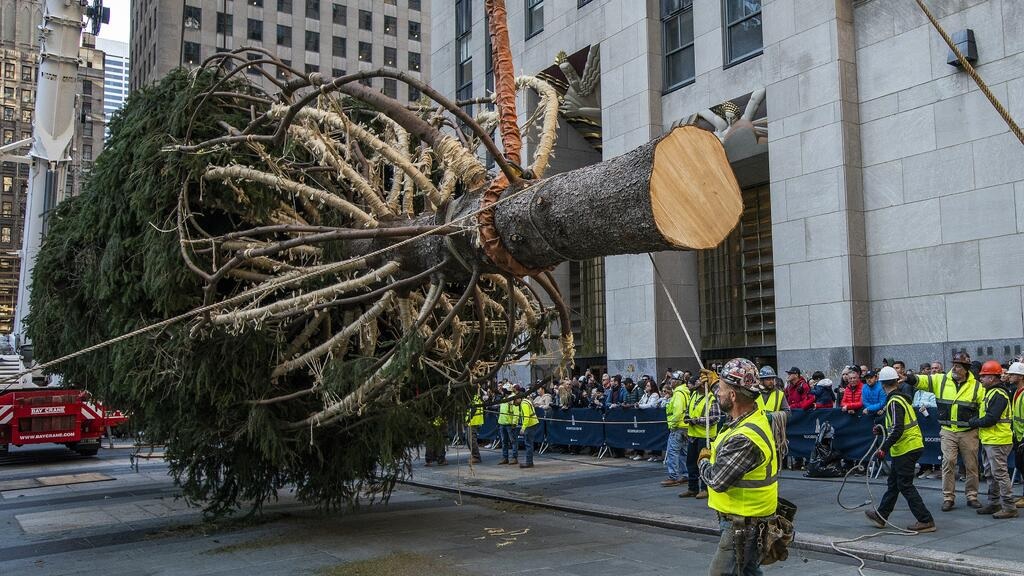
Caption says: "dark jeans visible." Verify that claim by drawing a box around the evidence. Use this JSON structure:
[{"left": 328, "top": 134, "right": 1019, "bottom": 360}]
[
  {"left": 709, "top": 518, "right": 763, "bottom": 576},
  {"left": 499, "top": 424, "right": 518, "bottom": 460},
  {"left": 877, "top": 448, "right": 932, "bottom": 523},
  {"left": 466, "top": 424, "right": 480, "bottom": 459},
  {"left": 687, "top": 437, "right": 710, "bottom": 492},
  {"left": 523, "top": 425, "right": 539, "bottom": 465}
]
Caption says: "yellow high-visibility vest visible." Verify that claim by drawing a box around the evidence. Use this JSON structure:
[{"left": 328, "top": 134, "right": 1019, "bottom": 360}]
[
  {"left": 978, "top": 387, "right": 1012, "bottom": 446},
  {"left": 886, "top": 394, "right": 923, "bottom": 457},
  {"left": 707, "top": 410, "right": 778, "bottom": 518},
  {"left": 687, "top": 392, "right": 718, "bottom": 439}
]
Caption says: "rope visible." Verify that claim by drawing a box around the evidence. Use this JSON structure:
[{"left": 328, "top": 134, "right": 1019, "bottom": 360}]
[
  {"left": 0, "top": 176, "right": 551, "bottom": 394},
  {"left": 648, "top": 254, "right": 704, "bottom": 372},
  {"left": 915, "top": 0, "right": 1024, "bottom": 146},
  {"left": 831, "top": 428, "right": 919, "bottom": 576}
]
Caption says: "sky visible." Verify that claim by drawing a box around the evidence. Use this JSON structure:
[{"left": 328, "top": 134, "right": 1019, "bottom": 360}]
[{"left": 96, "top": 0, "right": 130, "bottom": 44}]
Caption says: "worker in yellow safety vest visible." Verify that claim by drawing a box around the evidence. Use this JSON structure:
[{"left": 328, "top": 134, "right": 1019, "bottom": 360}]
[
  {"left": 514, "top": 394, "right": 540, "bottom": 469},
  {"left": 465, "top": 384, "right": 484, "bottom": 464},
  {"left": 497, "top": 383, "right": 520, "bottom": 465},
  {"left": 967, "top": 361, "right": 1017, "bottom": 519},
  {"left": 864, "top": 366, "right": 935, "bottom": 532},
  {"left": 905, "top": 351, "right": 984, "bottom": 511},
  {"left": 679, "top": 372, "right": 720, "bottom": 499},
  {"left": 697, "top": 358, "right": 780, "bottom": 576},
  {"left": 1008, "top": 361, "right": 1024, "bottom": 509},
  {"left": 661, "top": 372, "right": 691, "bottom": 487}
]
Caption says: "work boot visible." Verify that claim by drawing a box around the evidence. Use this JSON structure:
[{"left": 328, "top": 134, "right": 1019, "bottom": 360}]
[
  {"left": 519, "top": 462, "right": 534, "bottom": 468},
  {"left": 498, "top": 458, "right": 509, "bottom": 465},
  {"left": 677, "top": 490, "right": 697, "bottom": 498},
  {"left": 471, "top": 456, "right": 482, "bottom": 464},
  {"left": 695, "top": 491, "right": 708, "bottom": 500},
  {"left": 976, "top": 504, "right": 1000, "bottom": 515},
  {"left": 908, "top": 521, "right": 936, "bottom": 533},
  {"left": 864, "top": 510, "right": 885, "bottom": 528},
  {"left": 941, "top": 500, "right": 955, "bottom": 512},
  {"left": 1015, "top": 496, "right": 1024, "bottom": 509},
  {"left": 967, "top": 498, "right": 982, "bottom": 509},
  {"left": 993, "top": 509, "right": 1019, "bottom": 519},
  {"left": 509, "top": 458, "right": 518, "bottom": 465},
  {"left": 661, "top": 479, "right": 684, "bottom": 487},
  {"left": 437, "top": 460, "right": 448, "bottom": 466}
]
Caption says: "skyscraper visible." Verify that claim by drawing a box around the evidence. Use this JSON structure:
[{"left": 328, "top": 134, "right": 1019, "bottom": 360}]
[
  {"left": 130, "top": 0, "right": 430, "bottom": 102},
  {"left": 96, "top": 38, "right": 129, "bottom": 139}
]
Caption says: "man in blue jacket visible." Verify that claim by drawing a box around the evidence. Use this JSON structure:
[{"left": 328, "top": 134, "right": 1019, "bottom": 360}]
[{"left": 862, "top": 370, "right": 886, "bottom": 416}]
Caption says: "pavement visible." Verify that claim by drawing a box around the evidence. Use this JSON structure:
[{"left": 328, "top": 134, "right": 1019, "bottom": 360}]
[
  {"left": 0, "top": 444, "right": 928, "bottom": 576},
  {"left": 406, "top": 443, "right": 1024, "bottom": 576}
]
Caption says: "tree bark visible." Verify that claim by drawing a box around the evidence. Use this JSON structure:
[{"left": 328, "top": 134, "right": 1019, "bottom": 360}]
[{"left": 349, "top": 125, "right": 741, "bottom": 279}]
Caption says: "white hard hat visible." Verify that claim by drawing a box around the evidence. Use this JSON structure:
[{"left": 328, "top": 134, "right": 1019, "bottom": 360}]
[
  {"left": 503, "top": 382, "right": 514, "bottom": 391},
  {"left": 672, "top": 370, "right": 684, "bottom": 380},
  {"left": 1008, "top": 362, "right": 1024, "bottom": 376},
  {"left": 878, "top": 366, "right": 899, "bottom": 382}
]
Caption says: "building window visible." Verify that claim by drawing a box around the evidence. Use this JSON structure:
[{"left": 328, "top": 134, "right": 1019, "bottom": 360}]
[
  {"left": 2, "top": 130, "right": 12, "bottom": 144},
  {"left": 21, "top": 89, "right": 31, "bottom": 104},
  {"left": 183, "top": 41, "right": 201, "bottom": 64},
  {"left": 383, "top": 78, "right": 397, "bottom": 98},
  {"left": 306, "top": 0, "right": 320, "bottom": 19},
  {"left": 383, "top": 47, "right": 397, "bottom": 67},
  {"left": 3, "top": 63, "right": 13, "bottom": 79},
  {"left": 408, "top": 85, "right": 421, "bottom": 101},
  {"left": 82, "top": 145, "right": 92, "bottom": 161},
  {"left": 332, "top": 36, "right": 346, "bottom": 58},
  {"left": 21, "top": 109, "right": 32, "bottom": 123},
  {"left": 247, "top": 18, "right": 263, "bottom": 41},
  {"left": 384, "top": 15, "right": 397, "bottom": 35},
  {"left": 278, "top": 0, "right": 292, "bottom": 13},
  {"left": 1, "top": 177, "right": 10, "bottom": 192},
  {"left": 359, "top": 9, "right": 372, "bottom": 30},
  {"left": 662, "top": 0, "right": 694, "bottom": 90},
  {"left": 1, "top": 227, "right": 10, "bottom": 243},
  {"left": 699, "top": 183, "right": 774, "bottom": 353},
  {"left": 332, "top": 3, "right": 346, "bottom": 25},
  {"left": 277, "top": 59, "right": 292, "bottom": 79},
  {"left": 305, "top": 63, "right": 319, "bottom": 74},
  {"left": 409, "top": 0, "right": 420, "bottom": 10},
  {"left": 578, "top": 0, "right": 593, "bottom": 6},
  {"left": 1, "top": 202, "right": 11, "bottom": 217},
  {"left": 250, "top": 0, "right": 263, "bottom": 6},
  {"left": 21, "top": 65, "right": 32, "bottom": 81},
  {"left": 276, "top": 25, "right": 292, "bottom": 46},
  {"left": 408, "top": 21, "right": 421, "bottom": 41},
  {"left": 183, "top": 5, "right": 201, "bottom": 29},
  {"left": 408, "top": 51, "right": 420, "bottom": 72},
  {"left": 247, "top": 53, "right": 262, "bottom": 75},
  {"left": 3, "top": 107, "right": 12, "bottom": 121},
  {"left": 724, "top": 0, "right": 763, "bottom": 65},
  {"left": 569, "top": 258, "right": 606, "bottom": 358},
  {"left": 358, "top": 41, "right": 372, "bottom": 62},
  {"left": 216, "top": 12, "right": 233, "bottom": 34},
  {"left": 525, "top": 0, "right": 543, "bottom": 39},
  {"left": 83, "top": 119, "right": 92, "bottom": 136},
  {"left": 331, "top": 68, "right": 346, "bottom": 77},
  {"left": 3, "top": 86, "right": 12, "bottom": 98},
  {"left": 305, "top": 31, "right": 320, "bottom": 52},
  {"left": 82, "top": 80, "right": 92, "bottom": 95},
  {"left": 455, "top": 0, "right": 472, "bottom": 108}
]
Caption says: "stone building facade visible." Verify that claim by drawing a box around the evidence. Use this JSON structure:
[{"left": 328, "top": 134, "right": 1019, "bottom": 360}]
[
  {"left": 0, "top": 0, "right": 106, "bottom": 334},
  {"left": 130, "top": 0, "right": 430, "bottom": 102},
  {"left": 432, "top": 0, "right": 1024, "bottom": 378}
]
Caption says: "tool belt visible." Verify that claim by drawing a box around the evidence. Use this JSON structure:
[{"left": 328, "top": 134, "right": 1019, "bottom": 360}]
[{"left": 761, "top": 497, "right": 797, "bottom": 566}]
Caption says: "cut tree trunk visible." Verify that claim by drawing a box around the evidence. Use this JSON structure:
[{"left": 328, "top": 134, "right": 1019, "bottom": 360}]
[{"left": 353, "top": 125, "right": 741, "bottom": 277}]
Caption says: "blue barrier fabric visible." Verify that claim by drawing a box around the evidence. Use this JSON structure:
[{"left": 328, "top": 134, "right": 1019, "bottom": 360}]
[
  {"left": 477, "top": 410, "right": 499, "bottom": 441},
  {"left": 543, "top": 408, "right": 604, "bottom": 447},
  {"left": 603, "top": 408, "right": 669, "bottom": 451},
  {"left": 784, "top": 409, "right": 943, "bottom": 465}
]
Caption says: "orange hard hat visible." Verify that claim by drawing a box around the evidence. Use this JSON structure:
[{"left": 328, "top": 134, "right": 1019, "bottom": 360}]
[{"left": 979, "top": 360, "right": 1003, "bottom": 376}]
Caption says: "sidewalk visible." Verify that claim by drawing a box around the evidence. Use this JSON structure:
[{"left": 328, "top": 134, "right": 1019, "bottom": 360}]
[{"left": 408, "top": 446, "right": 1023, "bottom": 576}]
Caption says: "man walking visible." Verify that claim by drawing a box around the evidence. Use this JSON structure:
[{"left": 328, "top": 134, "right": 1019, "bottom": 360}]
[
  {"left": 465, "top": 384, "right": 484, "bottom": 463},
  {"left": 661, "top": 371, "right": 690, "bottom": 487},
  {"left": 497, "top": 384, "right": 519, "bottom": 465},
  {"left": 865, "top": 366, "right": 936, "bottom": 532},
  {"left": 698, "top": 358, "right": 780, "bottom": 576},
  {"left": 906, "top": 352, "right": 984, "bottom": 511},
  {"left": 680, "top": 372, "right": 720, "bottom": 499},
  {"left": 968, "top": 361, "right": 1017, "bottom": 518}
]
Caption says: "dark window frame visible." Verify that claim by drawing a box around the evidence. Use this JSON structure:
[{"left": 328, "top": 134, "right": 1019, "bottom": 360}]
[
  {"left": 332, "top": 3, "right": 346, "bottom": 25},
  {"left": 358, "top": 41, "right": 373, "bottom": 62},
  {"left": 306, "top": 0, "right": 320, "bottom": 20},
  {"left": 359, "top": 9, "right": 373, "bottom": 31},
  {"left": 305, "top": 30, "right": 320, "bottom": 52},
  {"left": 278, "top": 0, "right": 293, "bottom": 13},
  {"left": 277, "top": 24, "right": 292, "bottom": 47},
  {"left": 662, "top": 0, "right": 695, "bottom": 93},
  {"left": 723, "top": 0, "right": 763, "bottom": 67},
  {"left": 216, "top": 12, "right": 233, "bottom": 34},
  {"left": 525, "top": 0, "right": 544, "bottom": 39},
  {"left": 332, "top": 35, "right": 346, "bottom": 58},
  {"left": 408, "top": 20, "right": 421, "bottom": 41},
  {"left": 455, "top": 0, "right": 472, "bottom": 106},
  {"left": 247, "top": 18, "right": 263, "bottom": 42}
]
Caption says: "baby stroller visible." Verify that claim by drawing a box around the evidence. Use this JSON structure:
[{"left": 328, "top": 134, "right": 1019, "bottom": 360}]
[{"left": 804, "top": 421, "right": 846, "bottom": 478}]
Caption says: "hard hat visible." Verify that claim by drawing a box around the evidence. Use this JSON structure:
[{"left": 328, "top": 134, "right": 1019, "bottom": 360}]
[
  {"left": 577, "top": 376, "right": 586, "bottom": 382},
  {"left": 1008, "top": 362, "right": 1024, "bottom": 376},
  {"left": 672, "top": 370, "right": 684, "bottom": 380},
  {"left": 951, "top": 351, "right": 972, "bottom": 366},
  {"left": 877, "top": 366, "right": 899, "bottom": 382},
  {"left": 721, "top": 358, "right": 763, "bottom": 394},
  {"left": 758, "top": 366, "right": 777, "bottom": 379},
  {"left": 979, "top": 360, "right": 1003, "bottom": 376}
]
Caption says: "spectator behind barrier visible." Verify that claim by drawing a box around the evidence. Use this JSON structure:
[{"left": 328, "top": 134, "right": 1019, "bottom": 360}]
[
  {"left": 839, "top": 365, "right": 865, "bottom": 414},
  {"left": 861, "top": 370, "right": 886, "bottom": 415},
  {"left": 639, "top": 379, "right": 662, "bottom": 409},
  {"left": 784, "top": 367, "right": 814, "bottom": 410},
  {"left": 622, "top": 377, "right": 641, "bottom": 407},
  {"left": 810, "top": 371, "right": 835, "bottom": 409}
]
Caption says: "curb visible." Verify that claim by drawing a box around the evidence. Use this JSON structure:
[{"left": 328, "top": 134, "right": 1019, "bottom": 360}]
[{"left": 402, "top": 478, "right": 1021, "bottom": 576}]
